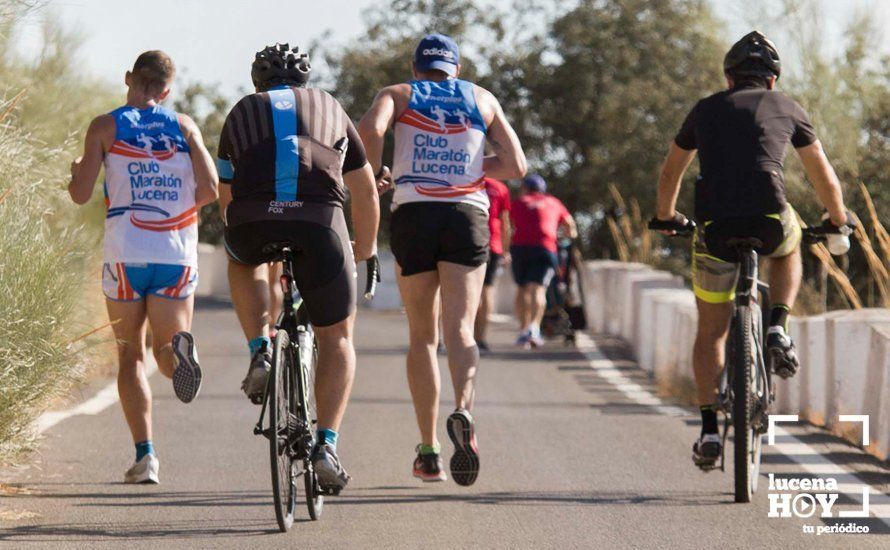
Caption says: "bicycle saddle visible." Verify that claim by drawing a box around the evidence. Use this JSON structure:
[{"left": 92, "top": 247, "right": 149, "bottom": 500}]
[
  {"left": 261, "top": 242, "right": 295, "bottom": 259},
  {"left": 724, "top": 237, "right": 764, "bottom": 249}
]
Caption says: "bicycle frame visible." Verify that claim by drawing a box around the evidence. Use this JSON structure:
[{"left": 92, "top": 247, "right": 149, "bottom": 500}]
[{"left": 253, "top": 249, "right": 313, "bottom": 455}]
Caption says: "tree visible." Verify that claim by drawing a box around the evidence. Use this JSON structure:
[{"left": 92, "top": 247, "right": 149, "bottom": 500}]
[{"left": 174, "top": 82, "right": 230, "bottom": 244}]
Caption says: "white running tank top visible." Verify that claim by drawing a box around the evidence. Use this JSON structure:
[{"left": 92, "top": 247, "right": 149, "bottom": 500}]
[
  {"left": 103, "top": 105, "right": 198, "bottom": 266},
  {"left": 392, "top": 79, "right": 489, "bottom": 211}
]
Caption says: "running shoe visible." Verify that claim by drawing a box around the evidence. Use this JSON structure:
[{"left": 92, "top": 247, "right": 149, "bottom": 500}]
[
  {"left": 446, "top": 408, "right": 479, "bottom": 486},
  {"left": 241, "top": 345, "right": 271, "bottom": 405},
  {"left": 124, "top": 454, "right": 160, "bottom": 484},
  {"left": 767, "top": 328, "right": 799, "bottom": 379},
  {"left": 413, "top": 446, "right": 447, "bottom": 482},
  {"left": 312, "top": 443, "right": 350, "bottom": 494},
  {"left": 172, "top": 331, "right": 202, "bottom": 403},
  {"left": 515, "top": 330, "right": 532, "bottom": 349},
  {"left": 692, "top": 433, "right": 722, "bottom": 470}
]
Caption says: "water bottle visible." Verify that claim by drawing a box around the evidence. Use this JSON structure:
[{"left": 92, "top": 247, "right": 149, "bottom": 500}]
[{"left": 821, "top": 212, "right": 851, "bottom": 255}]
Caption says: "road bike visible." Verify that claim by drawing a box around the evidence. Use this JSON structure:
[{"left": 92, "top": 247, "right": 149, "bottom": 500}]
[
  {"left": 253, "top": 245, "right": 380, "bottom": 531},
  {"left": 649, "top": 216, "right": 851, "bottom": 503}
]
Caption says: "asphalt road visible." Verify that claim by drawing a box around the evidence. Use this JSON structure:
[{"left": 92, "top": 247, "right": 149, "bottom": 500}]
[{"left": 1, "top": 300, "right": 888, "bottom": 548}]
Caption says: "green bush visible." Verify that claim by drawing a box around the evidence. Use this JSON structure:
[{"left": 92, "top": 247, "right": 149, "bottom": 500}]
[{"left": 0, "top": 2, "right": 116, "bottom": 463}]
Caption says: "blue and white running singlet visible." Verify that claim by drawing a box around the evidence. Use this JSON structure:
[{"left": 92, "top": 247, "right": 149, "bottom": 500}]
[
  {"left": 103, "top": 105, "right": 198, "bottom": 266},
  {"left": 392, "top": 79, "right": 489, "bottom": 211}
]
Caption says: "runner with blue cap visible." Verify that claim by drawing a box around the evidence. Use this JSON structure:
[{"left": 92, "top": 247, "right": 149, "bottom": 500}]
[{"left": 359, "top": 33, "right": 527, "bottom": 487}]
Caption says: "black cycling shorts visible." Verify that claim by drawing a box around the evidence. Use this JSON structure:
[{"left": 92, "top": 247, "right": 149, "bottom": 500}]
[
  {"left": 224, "top": 212, "right": 356, "bottom": 327},
  {"left": 510, "top": 245, "right": 557, "bottom": 286},
  {"left": 390, "top": 202, "right": 489, "bottom": 276},
  {"left": 483, "top": 252, "right": 503, "bottom": 286}
]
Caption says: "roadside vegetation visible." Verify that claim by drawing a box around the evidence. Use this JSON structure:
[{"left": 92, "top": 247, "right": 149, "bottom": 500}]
[{"left": 0, "top": 1, "right": 116, "bottom": 463}]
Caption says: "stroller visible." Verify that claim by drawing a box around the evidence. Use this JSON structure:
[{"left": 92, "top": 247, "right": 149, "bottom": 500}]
[{"left": 541, "top": 238, "right": 588, "bottom": 344}]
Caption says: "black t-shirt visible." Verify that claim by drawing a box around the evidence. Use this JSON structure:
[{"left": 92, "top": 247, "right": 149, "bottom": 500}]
[
  {"left": 218, "top": 86, "right": 367, "bottom": 225},
  {"left": 674, "top": 84, "right": 817, "bottom": 220}
]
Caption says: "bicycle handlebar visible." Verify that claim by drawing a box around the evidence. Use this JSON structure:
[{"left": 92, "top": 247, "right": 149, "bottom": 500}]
[
  {"left": 363, "top": 255, "right": 381, "bottom": 301},
  {"left": 647, "top": 217, "right": 697, "bottom": 237}
]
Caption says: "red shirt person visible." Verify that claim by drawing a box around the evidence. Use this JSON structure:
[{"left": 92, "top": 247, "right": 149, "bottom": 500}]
[
  {"left": 474, "top": 178, "right": 511, "bottom": 352},
  {"left": 509, "top": 174, "right": 576, "bottom": 347}
]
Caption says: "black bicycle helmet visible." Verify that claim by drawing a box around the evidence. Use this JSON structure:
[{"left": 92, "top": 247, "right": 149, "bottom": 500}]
[
  {"left": 251, "top": 43, "right": 311, "bottom": 91},
  {"left": 723, "top": 30, "right": 781, "bottom": 79}
]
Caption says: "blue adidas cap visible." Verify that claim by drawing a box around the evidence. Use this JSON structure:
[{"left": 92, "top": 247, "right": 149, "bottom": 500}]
[{"left": 414, "top": 34, "right": 460, "bottom": 77}]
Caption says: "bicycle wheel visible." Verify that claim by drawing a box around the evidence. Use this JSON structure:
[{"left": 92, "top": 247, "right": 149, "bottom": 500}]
[
  {"left": 269, "top": 330, "right": 297, "bottom": 531},
  {"left": 297, "top": 327, "right": 324, "bottom": 520},
  {"left": 731, "top": 304, "right": 759, "bottom": 503}
]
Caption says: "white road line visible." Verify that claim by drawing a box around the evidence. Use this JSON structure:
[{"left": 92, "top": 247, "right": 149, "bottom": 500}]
[
  {"left": 36, "top": 355, "right": 158, "bottom": 435},
  {"left": 575, "top": 332, "right": 688, "bottom": 417},
  {"left": 575, "top": 331, "right": 890, "bottom": 523},
  {"left": 773, "top": 425, "right": 890, "bottom": 525}
]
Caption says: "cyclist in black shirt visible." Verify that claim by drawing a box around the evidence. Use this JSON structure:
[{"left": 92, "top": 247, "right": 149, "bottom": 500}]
[
  {"left": 217, "top": 44, "right": 380, "bottom": 492},
  {"left": 653, "top": 31, "right": 852, "bottom": 469}
]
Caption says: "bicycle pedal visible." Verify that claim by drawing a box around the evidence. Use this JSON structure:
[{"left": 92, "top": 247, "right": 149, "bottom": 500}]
[{"left": 319, "top": 486, "right": 341, "bottom": 496}]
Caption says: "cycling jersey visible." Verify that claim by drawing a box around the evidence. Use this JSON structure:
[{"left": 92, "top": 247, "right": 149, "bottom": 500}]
[
  {"left": 484, "top": 178, "right": 510, "bottom": 255},
  {"left": 217, "top": 85, "right": 367, "bottom": 227},
  {"left": 510, "top": 192, "right": 571, "bottom": 253},
  {"left": 674, "top": 84, "right": 817, "bottom": 220},
  {"left": 392, "top": 79, "right": 488, "bottom": 211},
  {"left": 103, "top": 104, "right": 197, "bottom": 266}
]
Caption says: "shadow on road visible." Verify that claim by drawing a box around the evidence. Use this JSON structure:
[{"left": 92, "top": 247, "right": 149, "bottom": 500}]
[{"left": 324, "top": 488, "right": 735, "bottom": 508}]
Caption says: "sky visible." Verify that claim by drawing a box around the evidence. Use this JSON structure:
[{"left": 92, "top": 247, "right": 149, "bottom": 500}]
[{"left": 12, "top": 0, "right": 889, "bottom": 99}]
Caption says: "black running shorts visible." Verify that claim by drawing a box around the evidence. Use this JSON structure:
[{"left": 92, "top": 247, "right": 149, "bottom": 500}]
[{"left": 390, "top": 202, "right": 489, "bottom": 276}]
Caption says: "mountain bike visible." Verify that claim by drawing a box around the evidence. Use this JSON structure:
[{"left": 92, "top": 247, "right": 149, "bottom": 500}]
[
  {"left": 649, "top": 216, "right": 851, "bottom": 503},
  {"left": 253, "top": 246, "right": 380, "bottom": 531}
]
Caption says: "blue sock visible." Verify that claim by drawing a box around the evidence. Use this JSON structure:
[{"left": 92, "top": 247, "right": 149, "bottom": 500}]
[
  {"left": 317, "top": 429, "right": 338, "bottom": 450},
  {"left": 248, "top": 336, "right": 271, "bottom": 356},
  {"left": 135, "top": 440, "right": 155, "bottom": 461}
]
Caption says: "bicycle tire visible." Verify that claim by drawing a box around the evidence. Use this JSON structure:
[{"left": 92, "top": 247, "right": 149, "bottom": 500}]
[
  {"left": 269, "top": 330, "right": 297, "bottom": 531},
  {"left": 297, "top": 328, "right": 324, "bottom": 520},
  {"left": 732, "top": 304, "right": 757, "bottom": 503}
]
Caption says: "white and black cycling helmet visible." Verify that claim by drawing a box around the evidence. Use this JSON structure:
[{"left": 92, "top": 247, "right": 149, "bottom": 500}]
[
  {"left": 723, "top": 30, "right": 781, "bottom": 80},
  {"left": 251, "top": 43, "right": 311, "bottom": 91}
]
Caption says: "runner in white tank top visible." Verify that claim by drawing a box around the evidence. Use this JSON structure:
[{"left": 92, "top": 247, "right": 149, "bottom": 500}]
[
  {"left": 103, "top": 103, "right": 198, "bottom": 267},
  {"left": 359, "top": 34, "right": 527, "bottom": 486},
  {"left": 391, "top": 78, "right": 488, "bottom": 211},
  {"left": 68, "top": 51, "right": 218, "bottom": 483}
]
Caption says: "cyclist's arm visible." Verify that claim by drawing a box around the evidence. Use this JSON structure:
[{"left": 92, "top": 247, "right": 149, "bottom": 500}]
[
  {"left": 344, "top": 163, "right": 380, "bottom": 262},
  {"left": 68, "top": 115, "right": 113, "bottom": 204},
  {"left": 477, "top": 87, "right": 527, "bottom": 180},
  {"left": 796, "top": 140, "right": 847, "bottom": 226},
  {"left": 357, "top": 87, "right": 398, "bottom": 176},
  {"left": 655, "top": 143, "right": 696, "bottom": 220},
  {"left": 217, "top": 183, "right": 232, "bottom": 226},
  {"left": 180, "top": 114, "right": 219, "bottom": 208}
]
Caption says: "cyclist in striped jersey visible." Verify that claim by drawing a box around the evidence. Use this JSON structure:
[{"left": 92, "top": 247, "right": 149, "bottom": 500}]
[{"left": 217, "top": 44, "right": 379, "bottom": 493}]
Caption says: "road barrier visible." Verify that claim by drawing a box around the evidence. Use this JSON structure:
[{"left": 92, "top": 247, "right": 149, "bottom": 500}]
[{"left": 581, "top": 260, "right": 890, "bottom": 461}]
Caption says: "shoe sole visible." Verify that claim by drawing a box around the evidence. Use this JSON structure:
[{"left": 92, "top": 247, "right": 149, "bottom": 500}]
[
  {"left": 242, "top": 368, "right": 269, "bottom": 405},
  {"left": 172, "top": 332, "right": 201, "bottom": 404},
  {"left": 413, "top": 470, "right": 447, "bottom": 482},
  {"left": 693, "top": 441, "right": 721, "bottom": 469},
  {"left": 769, "top": 347, "right": 798, "bottom": 379},
  {"left": 124, "top": 468, "right": 160, "bottom": 484},
  {"left": 315, "top": 465, "right": 350, "bottom": 494},
  {"left": 447, "top": 411, "right": 479, "bottom": 487}
]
